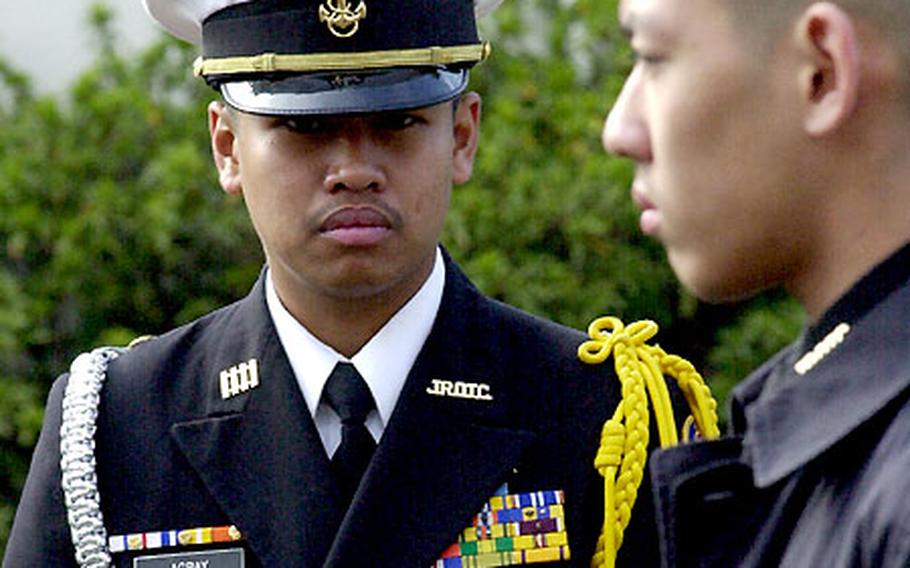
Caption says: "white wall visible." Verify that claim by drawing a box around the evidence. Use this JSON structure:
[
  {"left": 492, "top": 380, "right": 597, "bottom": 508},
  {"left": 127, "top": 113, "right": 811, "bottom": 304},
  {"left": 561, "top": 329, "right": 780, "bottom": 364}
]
[{"left": 0, "top": 1, "right": 161, "bottom": 94}]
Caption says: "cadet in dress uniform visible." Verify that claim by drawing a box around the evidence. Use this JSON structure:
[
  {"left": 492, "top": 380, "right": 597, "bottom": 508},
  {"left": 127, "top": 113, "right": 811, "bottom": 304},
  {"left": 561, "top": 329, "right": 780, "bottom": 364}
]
[
  {"left": 2, "top": 1, "right": 697, "bottom": 566},
  {"left": 604, "top": 0, "right": 910, "bottom": 566}
]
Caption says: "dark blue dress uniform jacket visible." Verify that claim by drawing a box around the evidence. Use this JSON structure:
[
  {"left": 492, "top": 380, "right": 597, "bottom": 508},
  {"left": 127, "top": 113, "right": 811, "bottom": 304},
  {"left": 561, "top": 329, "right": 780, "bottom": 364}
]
[
  {"left": 4, "top": 255, "right": 665, "bottom": 567},
  {"left": 649, "top": 244, "right": 910, "bottom": 568}
]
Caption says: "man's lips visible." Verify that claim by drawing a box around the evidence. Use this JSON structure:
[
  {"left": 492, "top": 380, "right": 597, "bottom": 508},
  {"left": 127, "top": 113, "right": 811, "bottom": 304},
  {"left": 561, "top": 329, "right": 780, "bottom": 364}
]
[
  {"left": 320, "top": 206, "right": 392, "bottom": 246},
  {"left": 321, "top": 207, "right": 391, "bottom": 231},
  {"left": 631, "top": 185, "right": 661, "bottom": 236}
]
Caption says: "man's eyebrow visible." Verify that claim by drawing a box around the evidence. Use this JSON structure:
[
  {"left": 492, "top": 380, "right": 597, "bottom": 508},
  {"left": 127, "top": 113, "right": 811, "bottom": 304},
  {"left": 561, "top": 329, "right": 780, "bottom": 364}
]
[
  {"left": 618, "top": 5, "right": 634, "bottom": 38},
  {"left": 619, "top": 9, "right": 665, "bottom": 41},
  {"left": 620, "top": 21, "right": 633, "bottom": 39}
]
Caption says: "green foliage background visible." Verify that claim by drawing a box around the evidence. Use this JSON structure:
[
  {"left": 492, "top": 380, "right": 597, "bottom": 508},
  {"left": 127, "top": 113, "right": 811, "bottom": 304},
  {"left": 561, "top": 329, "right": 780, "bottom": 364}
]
[{"left": 0, "top": 1, "right": 804, "bottom": 554}]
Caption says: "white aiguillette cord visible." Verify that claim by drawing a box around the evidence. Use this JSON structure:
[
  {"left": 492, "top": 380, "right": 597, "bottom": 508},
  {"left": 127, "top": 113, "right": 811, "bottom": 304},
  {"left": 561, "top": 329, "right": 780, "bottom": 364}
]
[{"left": 60, "top": 346, "right": 126, "bottom": 568}]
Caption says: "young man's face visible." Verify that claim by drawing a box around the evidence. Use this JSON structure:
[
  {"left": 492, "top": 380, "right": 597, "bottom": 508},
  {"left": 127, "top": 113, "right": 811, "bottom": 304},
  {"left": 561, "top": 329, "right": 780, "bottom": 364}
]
[
  {"left": 210, "top": 94, "right": 479, "bottom": 309},
  {"left": 603, "top": 0, "right": 816, "bottom": 303}
]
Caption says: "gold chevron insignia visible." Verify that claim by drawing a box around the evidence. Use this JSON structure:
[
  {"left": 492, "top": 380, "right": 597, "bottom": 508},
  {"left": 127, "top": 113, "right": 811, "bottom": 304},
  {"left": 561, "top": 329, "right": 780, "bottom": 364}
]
[
  {"left": 319, "top": 0, "right": 367, "bottom": 38},
  {"left": 219, "top": 358, "right": 260, "bottom": 399},
  {"left": 794, "top": 322, "right": 851, "bottom": 375}
]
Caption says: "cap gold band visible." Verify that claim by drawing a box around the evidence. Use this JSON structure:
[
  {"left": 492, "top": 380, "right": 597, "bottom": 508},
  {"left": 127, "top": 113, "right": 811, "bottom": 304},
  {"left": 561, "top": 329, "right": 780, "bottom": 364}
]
[{"left": 194, "top": 42, "right": 492, "bottom": 77}]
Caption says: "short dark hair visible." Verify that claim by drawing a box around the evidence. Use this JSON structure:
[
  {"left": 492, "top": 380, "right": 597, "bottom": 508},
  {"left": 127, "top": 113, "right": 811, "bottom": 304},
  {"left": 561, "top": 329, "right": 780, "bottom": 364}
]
[{"left": 729, "top": 0, "right": 910, "bottom": 81}]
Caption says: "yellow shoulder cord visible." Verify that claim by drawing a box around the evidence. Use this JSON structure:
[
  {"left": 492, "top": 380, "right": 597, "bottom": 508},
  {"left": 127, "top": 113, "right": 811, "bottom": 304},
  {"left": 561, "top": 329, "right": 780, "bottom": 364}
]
[{"left": 577, "top": 317, "right": 721, "bottom": 568}]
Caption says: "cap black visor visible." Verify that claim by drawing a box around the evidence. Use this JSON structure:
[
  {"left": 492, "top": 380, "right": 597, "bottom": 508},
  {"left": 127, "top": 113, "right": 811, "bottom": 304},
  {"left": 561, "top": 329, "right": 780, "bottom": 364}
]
[{"left": 220, "top": 67, "right": 468, "bottom": 115}]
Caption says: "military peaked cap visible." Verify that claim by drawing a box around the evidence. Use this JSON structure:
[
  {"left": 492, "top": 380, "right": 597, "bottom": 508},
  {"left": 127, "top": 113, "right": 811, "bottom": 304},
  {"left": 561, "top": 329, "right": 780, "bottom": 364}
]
[{"left": 143, "top": 0, "right": 503, "bottom": 114}]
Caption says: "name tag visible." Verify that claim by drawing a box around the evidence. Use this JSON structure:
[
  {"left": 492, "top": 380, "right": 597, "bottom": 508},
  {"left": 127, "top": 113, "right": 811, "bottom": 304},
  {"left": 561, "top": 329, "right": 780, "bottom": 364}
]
[{"left": 133, "top": 548, "right": 244, "bottom": 568}]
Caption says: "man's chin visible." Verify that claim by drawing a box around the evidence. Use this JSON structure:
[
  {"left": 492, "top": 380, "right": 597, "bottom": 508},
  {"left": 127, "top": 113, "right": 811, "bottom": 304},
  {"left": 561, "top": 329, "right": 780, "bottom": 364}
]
[{"left": 669, "top": 254, "right": 767, "bottom": 305}]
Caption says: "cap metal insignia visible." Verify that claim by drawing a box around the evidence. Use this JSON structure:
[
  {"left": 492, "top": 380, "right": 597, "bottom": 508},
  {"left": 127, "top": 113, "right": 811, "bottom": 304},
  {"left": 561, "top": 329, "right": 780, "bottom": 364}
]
[
  {"left": 319, "top": 0, "right": 368, "bottom": 38},
  {"left": 219, "top": 358, "right": 260, "bottom": 400}
]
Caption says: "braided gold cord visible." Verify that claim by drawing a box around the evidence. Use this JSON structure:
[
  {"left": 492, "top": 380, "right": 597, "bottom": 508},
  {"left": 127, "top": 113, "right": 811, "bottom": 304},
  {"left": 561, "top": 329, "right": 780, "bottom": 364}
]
[
  {"left": 578, "top": 317, "right": 719, "bottom": 568},
  {"left": 193, "top": 43, "right": 491, "bottom": 77},
  {"left": 592, "top": 406, "right": 624, "bottom": 564},
  {"left": 660, "top": 353, "right": 720, "bottom": 440}
]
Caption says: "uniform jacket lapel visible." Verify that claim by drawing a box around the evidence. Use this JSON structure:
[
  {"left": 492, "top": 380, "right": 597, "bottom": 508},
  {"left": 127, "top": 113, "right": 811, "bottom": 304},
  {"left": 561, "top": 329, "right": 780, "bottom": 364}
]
[
  {"left": 649, "top": 253, "right": 910, "bottom": 568},
  {"left": 737, "top": 286, "right": 910, "bottom": 488},
  {"left": 169, "top": 275, "right": 345, "bottom": 566},
  {"left": 324, "top": 257, "right": 537, "bottom": 566}
]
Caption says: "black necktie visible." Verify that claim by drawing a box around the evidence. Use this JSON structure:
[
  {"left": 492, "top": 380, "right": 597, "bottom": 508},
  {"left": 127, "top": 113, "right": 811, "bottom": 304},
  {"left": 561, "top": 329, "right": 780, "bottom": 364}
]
[{"left": 323, "top": 362, "right": 377, "bottom": 505}]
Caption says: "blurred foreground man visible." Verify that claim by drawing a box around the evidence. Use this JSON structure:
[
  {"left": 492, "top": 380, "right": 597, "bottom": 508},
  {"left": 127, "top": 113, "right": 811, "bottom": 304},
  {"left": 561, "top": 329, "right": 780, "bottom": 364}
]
[
  {"left": 2, "top": 1, "right": 669, "bottom": 567},
  {"left": 605, "top": 0, "right": 910, "bottom": 566}
]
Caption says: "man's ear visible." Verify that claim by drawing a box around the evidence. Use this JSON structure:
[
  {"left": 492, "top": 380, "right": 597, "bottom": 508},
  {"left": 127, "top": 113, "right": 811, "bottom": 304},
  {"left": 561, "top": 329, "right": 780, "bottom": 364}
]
[
  {"left": 796, "top": 2, "right": 860, "bottom": 136},
  {"left": 452, "top": 92, "right": 482, "bottom": 185},
  {"left": 208, "top": 101, "right": 243, "bottom": 195}
]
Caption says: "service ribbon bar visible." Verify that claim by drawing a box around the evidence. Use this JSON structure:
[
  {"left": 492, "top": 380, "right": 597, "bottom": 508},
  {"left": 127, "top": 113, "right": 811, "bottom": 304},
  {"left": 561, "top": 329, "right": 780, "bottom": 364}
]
[
  {"left": 435, "top": 546, "right": 571, "bottom": 567},
  {"left": 108, "top": 525, "right": 242, "bottom": 553},
  {"left": 435, "top": 490, "right": 570, "bottom": 567}
]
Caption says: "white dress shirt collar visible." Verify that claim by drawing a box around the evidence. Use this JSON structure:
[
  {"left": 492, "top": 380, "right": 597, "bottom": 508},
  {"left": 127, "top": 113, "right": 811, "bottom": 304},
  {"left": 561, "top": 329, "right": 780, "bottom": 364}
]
[{"left": 265, "top": 248, "right": 445, "bottom": 430}]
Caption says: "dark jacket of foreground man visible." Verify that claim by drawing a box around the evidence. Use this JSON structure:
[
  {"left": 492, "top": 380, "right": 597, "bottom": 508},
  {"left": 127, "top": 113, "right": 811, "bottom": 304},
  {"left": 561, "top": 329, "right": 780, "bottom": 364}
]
[
  {"left": 650, "top": 245, "right": 910, "bottom": 568},
  {"left": 5, "top": 255, "right": 666, "bottom": 567}
]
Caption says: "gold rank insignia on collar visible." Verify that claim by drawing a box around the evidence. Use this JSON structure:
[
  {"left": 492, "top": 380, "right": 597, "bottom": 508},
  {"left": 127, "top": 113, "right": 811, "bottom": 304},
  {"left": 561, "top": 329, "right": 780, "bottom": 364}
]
[
  {"left": 219, "top": 358, "right": 260, "bottom": 399},
  {"left": 794, "top": 322, "right": 851, "bottom": 375},
  {"left": 128, "top": 334, "right": 157, "bottom": 348},
  {"left": 426, "top": 379, "right": 493, "bottom": 401}
]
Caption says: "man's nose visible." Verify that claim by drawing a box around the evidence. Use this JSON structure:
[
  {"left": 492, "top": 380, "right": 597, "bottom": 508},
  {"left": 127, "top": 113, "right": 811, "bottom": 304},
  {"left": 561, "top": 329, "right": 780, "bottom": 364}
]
[
  {"left": 323, "top": 131, "right": 388, "bottom": 194},
  {"left": 602, "top": 66, "right": 652, "bottom": 162}
]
